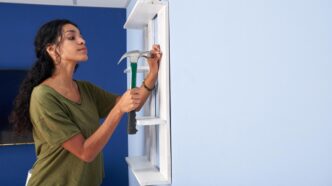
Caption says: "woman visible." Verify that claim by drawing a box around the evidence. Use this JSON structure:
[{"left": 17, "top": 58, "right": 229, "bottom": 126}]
[{"left": 10, "top": 19, "right": 161, "bottom": 186}]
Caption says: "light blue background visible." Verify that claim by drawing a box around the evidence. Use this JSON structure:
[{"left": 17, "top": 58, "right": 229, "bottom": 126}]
[{"left": 169, "top": 0, "right": 332, "bottom": 185}]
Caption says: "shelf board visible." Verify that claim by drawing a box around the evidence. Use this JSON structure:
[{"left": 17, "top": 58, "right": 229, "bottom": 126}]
[
  {"left": 136, "top": 116, "right": 166, "bottom": 126},
  {"left": 124, "top": 66, "right": 149, "bottom": 73},
  {"left": 124, "top": 0, "right": 166, "bottom": 29},
  {"left": 126, "top": 156, "right": 170, "bottom": 185}
]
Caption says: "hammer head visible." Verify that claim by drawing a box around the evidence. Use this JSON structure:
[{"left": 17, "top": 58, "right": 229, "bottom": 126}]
[{"left": 117, "top": 50, "right": 152, "bottom": 65}]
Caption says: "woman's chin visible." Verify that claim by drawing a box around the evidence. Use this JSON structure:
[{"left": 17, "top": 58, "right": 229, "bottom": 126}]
[{"left": 79, "top": 56, "right": 88, "bottom": 62}]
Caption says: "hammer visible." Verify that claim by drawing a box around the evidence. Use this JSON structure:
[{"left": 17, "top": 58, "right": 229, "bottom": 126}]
[{"left": 117, "top": 50, "right": 151, "bottom": 134}]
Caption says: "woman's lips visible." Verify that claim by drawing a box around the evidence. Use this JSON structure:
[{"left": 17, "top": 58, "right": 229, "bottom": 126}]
[{"left": 78, "top": 47, "right": 87, "bottom": 53}]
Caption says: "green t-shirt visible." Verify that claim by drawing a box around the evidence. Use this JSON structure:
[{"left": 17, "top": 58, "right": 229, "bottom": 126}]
[{"left": 28, "top": 80, "right": 117, "bottom": 186}]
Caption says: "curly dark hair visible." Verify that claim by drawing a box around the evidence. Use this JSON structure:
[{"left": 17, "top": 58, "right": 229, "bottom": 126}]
[{"left": 9, "top": 19, "right": 78, "bottom": 134}]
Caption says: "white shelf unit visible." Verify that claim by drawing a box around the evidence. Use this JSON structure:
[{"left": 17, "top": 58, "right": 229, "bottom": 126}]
[
  {"left": 125, "top": 0, "right": 171, "bottom": 185},
  {"left": 125, "top": 156, "right": 169, "bottom": 186},
  {"left": 124, "top": 0, "right": 165, "bottom": 29},
  {"left": 136, "top": 116, "right": 167, "bottom": 126},
  {"left": 124, "top": 66, "right": 149, "bottom": 73}
]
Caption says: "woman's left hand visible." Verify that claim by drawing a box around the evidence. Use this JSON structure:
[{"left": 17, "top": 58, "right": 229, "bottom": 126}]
[{"left": 147, "top": 44, "right": 162, "bottom": 76}]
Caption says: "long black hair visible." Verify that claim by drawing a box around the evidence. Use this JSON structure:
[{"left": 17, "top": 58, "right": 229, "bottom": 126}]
[{"left": 9, "top": 19, "right": 78, "bottom": 134}]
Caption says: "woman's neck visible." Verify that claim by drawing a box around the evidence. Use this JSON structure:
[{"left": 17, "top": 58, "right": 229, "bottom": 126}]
[{"left": 49, "top": 62, "right": 76, "bottom": 89}]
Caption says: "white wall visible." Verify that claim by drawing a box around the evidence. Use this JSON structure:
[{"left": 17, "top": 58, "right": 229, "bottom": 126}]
[{"left": 170, "top": 0, "right": 332, "bottom": 186}]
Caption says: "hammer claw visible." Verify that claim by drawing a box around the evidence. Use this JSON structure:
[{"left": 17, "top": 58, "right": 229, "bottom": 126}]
[{"left": 117, "top": 50, "right": 152, "bottom": 65}]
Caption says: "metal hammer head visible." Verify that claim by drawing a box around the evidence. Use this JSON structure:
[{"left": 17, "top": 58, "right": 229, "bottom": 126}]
[{"left": 117, "top": 50, "right": 152, "bottom": 65}]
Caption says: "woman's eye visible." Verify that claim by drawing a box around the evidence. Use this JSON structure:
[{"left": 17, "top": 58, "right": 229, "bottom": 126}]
[{"left": 68, "top": 36, "right": 75, "bottom": 40}]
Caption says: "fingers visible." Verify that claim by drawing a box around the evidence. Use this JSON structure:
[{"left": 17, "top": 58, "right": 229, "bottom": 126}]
[
  {"left": 151, "top": 51, "right": 162, "bottom": 58},
  {"left": 129, "top": 88, "right": 141, "bottom": 99},
  {"left": 151, "top": 44, "right": 162, "bottom": 55},
  {"left": 152, "top": 44, "right": 160, "bottom": 50},
  {"left": 149, "top": 46, "right": 162, "bottom": 66},
  {"left": 153, "top": 44, "right": 161, "bottom": 52},
  {"left": 123, "top": 88, "right": 141, "bottom": 112},
  {"left": 131, "top": 89, "right": 142, "bottom": 104}
]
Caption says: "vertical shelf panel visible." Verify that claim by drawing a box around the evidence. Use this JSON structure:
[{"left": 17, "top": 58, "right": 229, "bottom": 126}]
[{"left": 155, "top": 4, "right": 171, "bottom": 181}]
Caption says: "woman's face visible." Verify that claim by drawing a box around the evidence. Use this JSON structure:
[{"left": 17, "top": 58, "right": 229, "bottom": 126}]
[{"left": 56, "top": 24, "right": 88, "bottom": 63}]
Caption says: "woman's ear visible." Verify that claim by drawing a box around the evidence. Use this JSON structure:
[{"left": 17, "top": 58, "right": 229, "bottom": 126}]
[
  {"left": 46, "top": 44, "right": 56, "bottom": 58},
  {"left": 46, "top": 43, "right": 61, "bottom": 65}
]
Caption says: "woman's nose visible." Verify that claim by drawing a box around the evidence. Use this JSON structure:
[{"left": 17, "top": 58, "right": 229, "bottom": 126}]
[{"left": 78, "top": 36, "right": 86, "bottom": 45}]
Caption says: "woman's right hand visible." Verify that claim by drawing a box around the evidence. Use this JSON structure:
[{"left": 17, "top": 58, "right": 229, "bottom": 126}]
[{"left": 116, "top": 88, "right": 142, "bottom": 114}]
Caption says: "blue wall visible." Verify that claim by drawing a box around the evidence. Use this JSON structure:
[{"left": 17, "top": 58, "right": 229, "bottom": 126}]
[
  {"left": 170, "top": 0, "right": 332, "bottom": 185},
  {"left": 0, "top": 3, "right": 128, "bottom": 186}
]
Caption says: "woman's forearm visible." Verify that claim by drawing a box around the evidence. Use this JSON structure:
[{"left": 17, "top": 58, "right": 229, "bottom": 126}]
[
  {"left": 81, "top": 105, "right": 123, "bottom": 162},
  {"left": 63, "top": 105, "right": 124, "bottom": 163},
  {"left": 136, "top": 72, "right": 158, "bottom": 111}
]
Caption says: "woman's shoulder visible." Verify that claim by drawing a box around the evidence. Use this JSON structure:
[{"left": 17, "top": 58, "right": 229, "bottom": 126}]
[
  {"left": 76, "top": 80, "right": 116, "bottom": 98},
  {"left": 31, "top": 84, "right": 53, "bottom": 98},
  {"left": 31, "top": 84, "right": 62, "bottom": 105},
  {"left": 76, "top": 79, "right": 93, "bottom": 87},
  {"left": 76, "top": 80, "right": 102, "bottom": 92}
]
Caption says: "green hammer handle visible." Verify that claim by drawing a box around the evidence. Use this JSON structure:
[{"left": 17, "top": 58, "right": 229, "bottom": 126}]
[{"left": 128, "top": 63, "right": 138, "bottom": 134}]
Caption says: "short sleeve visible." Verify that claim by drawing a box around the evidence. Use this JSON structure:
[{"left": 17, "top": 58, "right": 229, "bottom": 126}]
[
  {"left": 80, "top": 81, "right": 118, "bottom": 118},
  {"left": 30, "top": 89, "right": 81, "bottom": 146}
]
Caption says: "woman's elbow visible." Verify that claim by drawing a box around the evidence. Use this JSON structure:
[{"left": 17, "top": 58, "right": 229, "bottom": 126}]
[{"left": 80, "top": 153, "right": 96, "bottom": 163}]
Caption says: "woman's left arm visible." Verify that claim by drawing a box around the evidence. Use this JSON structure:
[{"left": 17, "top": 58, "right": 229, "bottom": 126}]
[{"left": 137, "top": 44, "right": 162, "bottom": 110}]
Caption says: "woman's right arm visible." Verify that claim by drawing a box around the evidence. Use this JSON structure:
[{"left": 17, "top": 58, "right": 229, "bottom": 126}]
[{"left": 62, "top": 88, "right": 141, "bottom": 163}]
